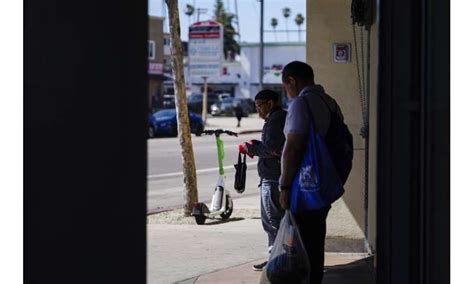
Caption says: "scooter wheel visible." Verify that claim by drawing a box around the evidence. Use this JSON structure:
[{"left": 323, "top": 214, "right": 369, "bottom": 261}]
[
  {"left": 220, "top": 195, "right": 233, "bottom": 220},
  {"left": 195, "top": 215, "right": 206, "bottom": 225}
]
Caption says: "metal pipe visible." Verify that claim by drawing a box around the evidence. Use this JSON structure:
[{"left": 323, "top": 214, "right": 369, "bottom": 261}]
[
  {"left": 364, "top": 26, "right": 372, "bottom": 255},
  {"left": 234, "top": 0, "right": 241, "bottom": 42}
]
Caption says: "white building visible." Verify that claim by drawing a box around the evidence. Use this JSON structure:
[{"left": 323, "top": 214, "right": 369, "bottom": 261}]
[
  {"left": 239, "top": 42, "right": 306, "bottom": 100},
  {"left": 167, "top": 42, "right": 306, "bottom": 102}
]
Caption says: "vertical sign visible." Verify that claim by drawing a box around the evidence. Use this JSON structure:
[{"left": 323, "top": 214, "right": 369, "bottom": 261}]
[{"left": 189, "top": 21, "right": 224, "bottom": 78}]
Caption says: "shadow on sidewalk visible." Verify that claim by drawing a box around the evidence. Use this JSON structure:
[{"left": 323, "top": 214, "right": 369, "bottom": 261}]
[{"left": 323, "top": 255, "right": 375, "bottom": 284}]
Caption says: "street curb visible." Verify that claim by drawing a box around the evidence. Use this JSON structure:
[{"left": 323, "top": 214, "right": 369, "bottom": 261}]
[{"left": 237, "top": 129, "right": 262, "bottom": 135}]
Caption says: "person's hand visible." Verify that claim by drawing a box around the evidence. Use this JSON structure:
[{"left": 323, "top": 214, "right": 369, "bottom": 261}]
[
  {"left": 239, "top": 143, "right": 254, "bottom": 158},
  {"left": 238, "top": 143, "right": 248, "bottom": 154},
  {"left": 279, "top": 189, "right": 290, "bottom": 210}
]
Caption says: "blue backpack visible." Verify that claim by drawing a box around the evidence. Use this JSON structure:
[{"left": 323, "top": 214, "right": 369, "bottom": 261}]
[
  {"left": 305, "top": 95, "right": 354, "bottom": 185},
  {"left": 290, "top": 95, "right": 353, "bottom": 213}
]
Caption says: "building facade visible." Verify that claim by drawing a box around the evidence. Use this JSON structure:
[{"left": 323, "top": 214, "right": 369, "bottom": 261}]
[
  {"left": 148, "top": 16, "right": 165, "bottom": 111},
  {"left": 239, "top": 42, "right": 305, "bottom": 103}
]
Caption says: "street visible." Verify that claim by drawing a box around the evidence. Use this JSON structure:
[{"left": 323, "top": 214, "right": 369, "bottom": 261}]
[{"left": 147, "top": 132, "right": 263, "bottom": 212}]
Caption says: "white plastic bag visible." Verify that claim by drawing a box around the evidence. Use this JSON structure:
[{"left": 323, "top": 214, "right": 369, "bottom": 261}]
[{"left": 265, "top": 210, "right": 310, "bottom": 283}]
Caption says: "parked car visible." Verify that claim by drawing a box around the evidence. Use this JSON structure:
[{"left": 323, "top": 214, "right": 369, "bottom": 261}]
[
  {"left": 210, "top": 97, "right": 250, "bottom": 117},
  {"left": 241, "top": 98, "right": 256, "bottom": 113},
  {"left": 187, "top": 93, "right": 220, "bottom": 114},
  {"left": 234, "top": 98, "right": 254, "bottom": 115},
  {"left": 218, "top": 93, "right": 231, "bottom": 101},
  {"left": 148, "top": 109, "right": 204, "bottom": 138},
  {"left": 162, "top": 94, "right": 175, "bottom": 109}
]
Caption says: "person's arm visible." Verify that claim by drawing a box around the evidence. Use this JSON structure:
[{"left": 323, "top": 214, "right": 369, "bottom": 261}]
[
  {"left": 246, "top": 114, "right": 286, "bottom": 158},
  {"left": 246, "top": 140, "right": 276, "bottom": 158},
  {"left": 279, "top": 133, "right": 306, "bottom": 209}
]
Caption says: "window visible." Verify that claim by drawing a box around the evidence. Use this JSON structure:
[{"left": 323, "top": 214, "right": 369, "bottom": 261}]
[{"left": 148, "top": 40, "right": 156, "bottom": 60}]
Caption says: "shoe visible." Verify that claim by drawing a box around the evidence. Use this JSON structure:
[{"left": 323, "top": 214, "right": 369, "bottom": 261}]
[{"left": 252, "top": 261, "right": 267, "bottom": 271}]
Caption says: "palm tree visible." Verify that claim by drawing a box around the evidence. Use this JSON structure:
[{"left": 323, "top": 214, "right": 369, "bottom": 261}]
[
  {"left": 214, "top": 0, "right": 240, "bottom": 60},
  {"left": 271, "top": 18, "right": 278, "bottom": 41},
  {"left": 282, "top": 7, "right": 291, "bottom": 41},
  {"left": 185, "top": 4, "right": 195, "bottom": 26},
  {"left": 295, "top": 13, "right": 305, "bottom": 42}
]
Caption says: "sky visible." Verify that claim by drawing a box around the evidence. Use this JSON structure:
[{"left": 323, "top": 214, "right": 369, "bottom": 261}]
[{"left": 148, "top": 0, "right": 307, "bottom": 43}]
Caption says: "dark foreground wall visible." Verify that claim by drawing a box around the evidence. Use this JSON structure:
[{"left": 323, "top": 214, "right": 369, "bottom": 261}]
[
  {"left": 25, "top": 1, "right": 148, "bottom": 283},
  {"left": 377, "top": 0, "right": 450, "bottom": 283}
]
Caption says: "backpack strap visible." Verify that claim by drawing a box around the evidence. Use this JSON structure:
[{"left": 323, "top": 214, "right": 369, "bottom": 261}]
[{"left": 301, "top": 95, "right": 317, "bottom": 133}]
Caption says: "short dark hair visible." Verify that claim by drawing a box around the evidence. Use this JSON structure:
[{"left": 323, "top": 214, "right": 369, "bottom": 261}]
[
  {"left": 254, "top": 89, "right": 279, "bottom": 102},
  {"left": 282, "top": 61, "right": 314, "bottom": 83}
]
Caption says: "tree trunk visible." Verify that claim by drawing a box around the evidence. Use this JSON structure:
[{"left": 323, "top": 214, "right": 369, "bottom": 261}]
[{"left": 166, "top": 0, "right": 199, "bottom": 216}]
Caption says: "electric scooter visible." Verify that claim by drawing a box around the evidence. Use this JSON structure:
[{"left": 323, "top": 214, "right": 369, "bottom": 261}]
[{"left": 191, "top": 129, "right": 238, "bottom": 225}]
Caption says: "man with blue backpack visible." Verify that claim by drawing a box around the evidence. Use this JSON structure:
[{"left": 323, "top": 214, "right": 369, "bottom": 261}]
[{"left": 278, "top": 61, "right": 353, "bottom": 284}]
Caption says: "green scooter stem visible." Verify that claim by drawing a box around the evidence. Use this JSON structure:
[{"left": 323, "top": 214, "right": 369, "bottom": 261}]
[{"left": 216, "top": 135, "right": 225, "bottom": 176}]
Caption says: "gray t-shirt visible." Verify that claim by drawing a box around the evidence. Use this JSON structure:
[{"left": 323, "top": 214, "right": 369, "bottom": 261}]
[{"left": 284, "top": 85, "right": 342, "bottom": 138}]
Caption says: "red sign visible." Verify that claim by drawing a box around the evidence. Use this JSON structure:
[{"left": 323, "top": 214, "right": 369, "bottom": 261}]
[
  {"left": 189, "top": 21, "right": 221, "bottom": 39},
  {"left": 189, "top": 33, "right": 220, "bottom": 39},
  {"left": 148, "top": 63, "right": 163, "bottom": 75}
]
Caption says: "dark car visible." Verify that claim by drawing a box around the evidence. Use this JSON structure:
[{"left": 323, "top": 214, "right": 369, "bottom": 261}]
[
  {"left": 162, "top": 94, "right": 175, "bottom": 109},
  {"left": 187, "top": 93, "right": 220, "bottom": 114},
  {"left": 148, "top": 109, "right": 204, "bottom": 138},
  {"left": 241, "top": 98, "right": 256, "bottom": 113},
  {"left": 211, "top": 97, "right": 251, "bottom": 117}
]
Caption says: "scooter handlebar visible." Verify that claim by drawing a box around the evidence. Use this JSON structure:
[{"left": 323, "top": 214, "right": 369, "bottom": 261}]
[{"left": 203, "top": 129, "right": 238, "bottom": 137}]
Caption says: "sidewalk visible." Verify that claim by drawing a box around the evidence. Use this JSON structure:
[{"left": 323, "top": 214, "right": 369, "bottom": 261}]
[
  {"left": 205, "top": 114, "right": 264, "bottom": 135},
  {"left": 147, "top": 194, "right": 374, "bottom": 284},
  {"left": 193, "top": 253, "right": 375, "bottom": 284},
  {"left": 147, "top": 115, "right": 374, "bottom": 283}
]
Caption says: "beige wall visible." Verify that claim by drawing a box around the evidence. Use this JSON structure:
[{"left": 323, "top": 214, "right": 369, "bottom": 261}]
[
  {"left": 307, "top": 0, "right": 378, "bottom": 251},
  {"left": 149, "top": 16, "right": 164, "bottom": 64}
]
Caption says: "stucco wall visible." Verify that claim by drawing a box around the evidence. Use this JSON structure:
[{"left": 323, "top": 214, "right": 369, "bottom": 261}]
[{"left": 307, "top": 0, "right": 378, "bottom": 250}]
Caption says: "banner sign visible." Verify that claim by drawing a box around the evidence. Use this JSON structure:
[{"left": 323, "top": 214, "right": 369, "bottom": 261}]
[{"left": 189, "top": 21, "right": 224, "bottom": 78}]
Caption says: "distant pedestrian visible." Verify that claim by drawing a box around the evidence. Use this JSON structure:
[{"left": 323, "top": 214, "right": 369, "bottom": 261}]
[
  {"left": 234, "top": 103, "right": 244, "bottom": 127},
  {"left": 238, "top": 90, "right": 287, "bottom": 272},
  {"left": 279, "top": 61, "right": 348, "bottom": 284}
]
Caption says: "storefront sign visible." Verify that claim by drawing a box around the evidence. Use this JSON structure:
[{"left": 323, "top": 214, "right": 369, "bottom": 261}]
[
  {"left": 189, "top": 21, "right": 224, "bottom": 78},
  {"left": 148, "top": 63, "right": 163, "bottom": 75}
]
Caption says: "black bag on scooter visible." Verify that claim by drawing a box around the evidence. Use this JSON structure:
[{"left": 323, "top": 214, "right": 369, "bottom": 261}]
[{"left": 234, "top": 153, "right": 247, "bottom": 193}]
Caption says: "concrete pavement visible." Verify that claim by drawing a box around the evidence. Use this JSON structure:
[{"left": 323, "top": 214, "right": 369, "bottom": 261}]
[
  {"left": 205, "top": 113, "right": 264, "bottom": 135},
  {"left": 147, "top": 115, "right": 373, "bottom": 283}
]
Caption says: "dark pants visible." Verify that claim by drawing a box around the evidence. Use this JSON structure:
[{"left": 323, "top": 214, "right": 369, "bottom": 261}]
[
  {"left": 236, "top": 116, "right": 242, "bottom": 127},
  {"left": 260, "top": 179, "right": 284, "bottom": 253},
  {"left": 294, "top": 207, "right": 330, "bottom": 284}
]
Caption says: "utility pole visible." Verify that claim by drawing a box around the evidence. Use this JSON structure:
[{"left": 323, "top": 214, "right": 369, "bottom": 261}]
[
  {"left": 259, "top": 0, "right": 264, "bottom": 91},
  {"left": 197, "top": 8, "right": 208, "bottom": 22},
  {"left": 234, "top": 0, "right": 241, "bottom": 42}
]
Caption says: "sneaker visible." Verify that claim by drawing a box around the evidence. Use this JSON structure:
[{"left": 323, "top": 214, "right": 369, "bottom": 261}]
[{"left": 252, "top": 261, "right": 268, "bottom": 271}]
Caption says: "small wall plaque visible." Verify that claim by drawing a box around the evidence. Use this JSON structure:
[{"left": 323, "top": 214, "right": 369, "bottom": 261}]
[{"left": 333, "top": 43, "right": 351, "bottom": 63}]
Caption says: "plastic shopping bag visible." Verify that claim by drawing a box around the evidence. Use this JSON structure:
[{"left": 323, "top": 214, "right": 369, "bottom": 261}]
[
  {"left": 234, "top": 153, "right": 247, "bottom": 193},
  {"left": 265, "top": 210, "right": 310, "bottom": 283}
]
